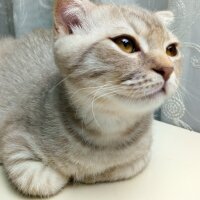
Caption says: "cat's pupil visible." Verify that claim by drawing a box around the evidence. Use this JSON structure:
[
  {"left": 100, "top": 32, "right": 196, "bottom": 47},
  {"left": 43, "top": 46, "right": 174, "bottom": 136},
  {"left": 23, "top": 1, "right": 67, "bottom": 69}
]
[
  {"left": 120, "top": 38, "right": 134, "bottom": 53},
  {"left": 122, "top": 39, "right": 130, "bottom": 47}
]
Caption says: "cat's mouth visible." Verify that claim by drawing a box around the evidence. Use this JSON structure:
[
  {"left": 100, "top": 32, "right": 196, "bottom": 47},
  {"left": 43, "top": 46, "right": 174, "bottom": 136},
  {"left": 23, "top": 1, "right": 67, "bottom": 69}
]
[
  {"left": 142, "top": 83, "right": 166, "bottom": 99},
  {"left": 115, "top": 83, "right": 166, "bottom": 102},
  {"left": 143, "top": 87, "right": 165, "bottom": 100},
  {"left": 115, "top": 89, "right": 164, "bottom": 101}
]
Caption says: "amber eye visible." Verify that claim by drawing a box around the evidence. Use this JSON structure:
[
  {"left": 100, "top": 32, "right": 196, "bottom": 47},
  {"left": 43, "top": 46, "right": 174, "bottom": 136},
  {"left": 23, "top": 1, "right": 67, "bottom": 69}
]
[
  {"left": 166, "top": 43, "right": 178, "bottom": 57},
  {"left": 112, "top": 36, "right": 140, "bottom": 54}
]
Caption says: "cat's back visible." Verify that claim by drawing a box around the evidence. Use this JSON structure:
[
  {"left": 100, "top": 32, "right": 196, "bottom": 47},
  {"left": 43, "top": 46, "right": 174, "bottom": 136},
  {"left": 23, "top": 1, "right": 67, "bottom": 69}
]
[{"left": 0, "top": 29, "right": 58, "bottom": 115}]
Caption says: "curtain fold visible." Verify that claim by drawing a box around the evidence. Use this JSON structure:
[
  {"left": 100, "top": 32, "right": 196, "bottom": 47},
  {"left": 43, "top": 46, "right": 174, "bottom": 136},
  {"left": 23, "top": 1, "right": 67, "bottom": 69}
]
[
  {"left": 12, "top": 0, "right": 53, "bottom": 37},
  {"left": 0, "top": 0, "right": 200, "bottom": 132},
  {"left": 161, "top": 0, "right": 200, "bottom": 132},
  {"left": 0, "top": 0, "right": 15, "bottom": 36}
]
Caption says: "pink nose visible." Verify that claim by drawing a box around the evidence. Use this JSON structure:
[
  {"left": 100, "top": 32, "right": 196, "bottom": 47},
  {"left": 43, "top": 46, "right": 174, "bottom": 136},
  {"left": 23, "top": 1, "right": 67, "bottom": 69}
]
[{"left": 152, "top": 66, "right": 174, "bottom": 81}]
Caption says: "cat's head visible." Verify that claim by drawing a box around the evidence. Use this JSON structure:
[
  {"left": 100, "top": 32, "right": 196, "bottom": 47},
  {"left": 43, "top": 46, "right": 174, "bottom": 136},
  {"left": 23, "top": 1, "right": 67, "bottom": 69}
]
[{"left": 53, "top": 0, "right": 181, "bottom": 113}]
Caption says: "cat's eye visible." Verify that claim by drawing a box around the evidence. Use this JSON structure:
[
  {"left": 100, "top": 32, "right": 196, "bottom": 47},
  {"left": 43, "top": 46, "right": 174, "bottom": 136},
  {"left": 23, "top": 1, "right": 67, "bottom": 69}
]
[
  {"left": 112, "top": 36, "right": 140, "bottom": 54},
  {"left": 166, "top": 43, "right": 178, "bottom": 57}
]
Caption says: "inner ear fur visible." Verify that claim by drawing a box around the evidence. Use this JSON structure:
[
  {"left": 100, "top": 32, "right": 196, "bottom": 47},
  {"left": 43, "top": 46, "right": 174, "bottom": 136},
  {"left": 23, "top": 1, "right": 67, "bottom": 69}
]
[{"left": 54, "top": 0, "right": 96, "bottom": 36}]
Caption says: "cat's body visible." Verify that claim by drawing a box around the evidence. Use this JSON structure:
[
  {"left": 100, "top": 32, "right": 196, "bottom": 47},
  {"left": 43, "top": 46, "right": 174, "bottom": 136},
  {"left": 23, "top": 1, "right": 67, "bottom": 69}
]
[
  {"left": 0, "top": 0, "right": 181, "bottom": 197},
  {"left": 0, "top": 29, "right": 152, "bottom": 195},
  {"left": 0, "top": 31, "right": 56, "bottom": 161}
]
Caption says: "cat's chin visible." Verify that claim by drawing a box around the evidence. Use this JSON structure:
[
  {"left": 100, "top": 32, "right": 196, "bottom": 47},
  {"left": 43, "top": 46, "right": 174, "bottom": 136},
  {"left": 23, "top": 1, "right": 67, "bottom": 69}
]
[
  {"left": 115, "top": 87, "right": 175, "bottom": 113},
  {"left": 115, "top": 76, "right": 178, "bottom": 113},
  {"left": 134, "top": 90, "right": 166, "bottom": 112},
  {"left": 115, "top": 93, "right": 162, "bottom": 112}
]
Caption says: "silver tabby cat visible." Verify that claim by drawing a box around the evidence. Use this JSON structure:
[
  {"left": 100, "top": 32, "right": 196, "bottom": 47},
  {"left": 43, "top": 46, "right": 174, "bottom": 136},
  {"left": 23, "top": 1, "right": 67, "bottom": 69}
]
[{"left": 0, "top": 0, "right": 181, "bottom": 197}]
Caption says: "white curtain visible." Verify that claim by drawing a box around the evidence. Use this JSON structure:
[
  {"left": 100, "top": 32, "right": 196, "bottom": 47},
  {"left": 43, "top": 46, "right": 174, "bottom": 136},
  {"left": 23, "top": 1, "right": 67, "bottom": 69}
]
[{"left": 0, "top": 0, "right": 200, "bottom": 132}]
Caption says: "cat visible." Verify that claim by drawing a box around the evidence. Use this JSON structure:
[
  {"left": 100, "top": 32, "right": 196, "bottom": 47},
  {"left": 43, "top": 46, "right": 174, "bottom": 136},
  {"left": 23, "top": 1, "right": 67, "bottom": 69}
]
[{"left": 0, "top": 0, "right": 181, "bottom": 197}]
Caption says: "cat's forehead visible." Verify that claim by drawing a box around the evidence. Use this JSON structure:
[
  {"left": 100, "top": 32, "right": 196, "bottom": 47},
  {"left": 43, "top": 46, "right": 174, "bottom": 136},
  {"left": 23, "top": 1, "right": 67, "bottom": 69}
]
[{"left": 88, "top": 5, "right": 171, "bottom": 46}]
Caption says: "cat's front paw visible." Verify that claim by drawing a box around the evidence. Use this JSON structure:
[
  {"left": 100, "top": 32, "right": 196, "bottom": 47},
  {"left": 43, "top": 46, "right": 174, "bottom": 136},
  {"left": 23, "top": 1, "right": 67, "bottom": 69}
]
[{"left": 5, "top": 160, "right": 67, "bottom": 197}]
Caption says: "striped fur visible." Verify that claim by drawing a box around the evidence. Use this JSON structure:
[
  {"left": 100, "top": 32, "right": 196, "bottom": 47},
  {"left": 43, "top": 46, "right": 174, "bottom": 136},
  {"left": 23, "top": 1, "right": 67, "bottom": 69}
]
[{"left": 0, "top": 0, "right": 181, "bottom": 197}]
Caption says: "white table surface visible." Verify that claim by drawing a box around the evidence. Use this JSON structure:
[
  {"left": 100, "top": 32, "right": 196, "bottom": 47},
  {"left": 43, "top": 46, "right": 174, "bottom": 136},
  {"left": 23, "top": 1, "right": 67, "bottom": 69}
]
[{"left": 1, "top": 120, "right": 200, "bottom": 200}]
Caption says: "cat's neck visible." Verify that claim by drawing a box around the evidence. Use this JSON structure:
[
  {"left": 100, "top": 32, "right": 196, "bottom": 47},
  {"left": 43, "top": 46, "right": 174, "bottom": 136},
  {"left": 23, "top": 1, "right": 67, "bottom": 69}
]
[{"left": 55, "top": 83, "right": 153, "bottom": 147}]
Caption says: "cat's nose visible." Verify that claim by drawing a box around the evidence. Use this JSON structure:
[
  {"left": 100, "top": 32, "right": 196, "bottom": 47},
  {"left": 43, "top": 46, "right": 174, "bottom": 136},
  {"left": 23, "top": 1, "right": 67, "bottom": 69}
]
[{"left": 152, "top": 66, "right": 174, "bottom": 81}]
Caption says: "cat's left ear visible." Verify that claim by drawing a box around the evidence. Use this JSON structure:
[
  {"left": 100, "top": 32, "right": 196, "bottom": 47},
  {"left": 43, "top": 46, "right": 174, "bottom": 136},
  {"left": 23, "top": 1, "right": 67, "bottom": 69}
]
[
  {"left": 54, "top": 0, "right": 96, "bottom": 37},
  {"left": 155, "top": 11, "right": 174, "bottom": 26}
]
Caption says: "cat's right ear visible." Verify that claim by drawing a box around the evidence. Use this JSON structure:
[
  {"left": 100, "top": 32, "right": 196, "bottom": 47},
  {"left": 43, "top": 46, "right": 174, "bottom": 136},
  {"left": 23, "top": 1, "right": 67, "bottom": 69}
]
[
  {"left": 54, "top": 0, "right": 95, "bottom": 37},
  {"left": 155, "top": 11, "right": 174, "bottom": 27}
]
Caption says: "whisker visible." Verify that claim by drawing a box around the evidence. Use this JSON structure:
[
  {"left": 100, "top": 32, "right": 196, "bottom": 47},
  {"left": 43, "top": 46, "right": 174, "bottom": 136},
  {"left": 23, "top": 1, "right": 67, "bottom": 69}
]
[
  {"left": 176, "top": 88, "right": 200, "bottom": 125},
  {"left": 73, "top": 84, "right": 119, "bottom": 125},
  {"left": 70, "top": 81, "right": 115, "bottom": 99},
  {"left": 49, "top": 76, "right": 69, "bottom": 93},
  {"left": 71, "top": 84, "right": 117, "bottom": 106},
  {"left": 175, "top": 79, "right": 200, "bottom": 101},
  {"left": 91, "top": 88, "right": 120, "bottom": 128}
]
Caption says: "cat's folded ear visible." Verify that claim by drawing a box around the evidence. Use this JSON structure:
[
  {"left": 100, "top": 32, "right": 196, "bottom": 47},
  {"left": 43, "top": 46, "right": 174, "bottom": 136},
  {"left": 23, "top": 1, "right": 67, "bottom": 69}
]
[
  {"left": 54, "top": 0, "right": 96, "bottom": 37},
  {"left": 155, "top": 11, "right": 174, "bottom": 27}
]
